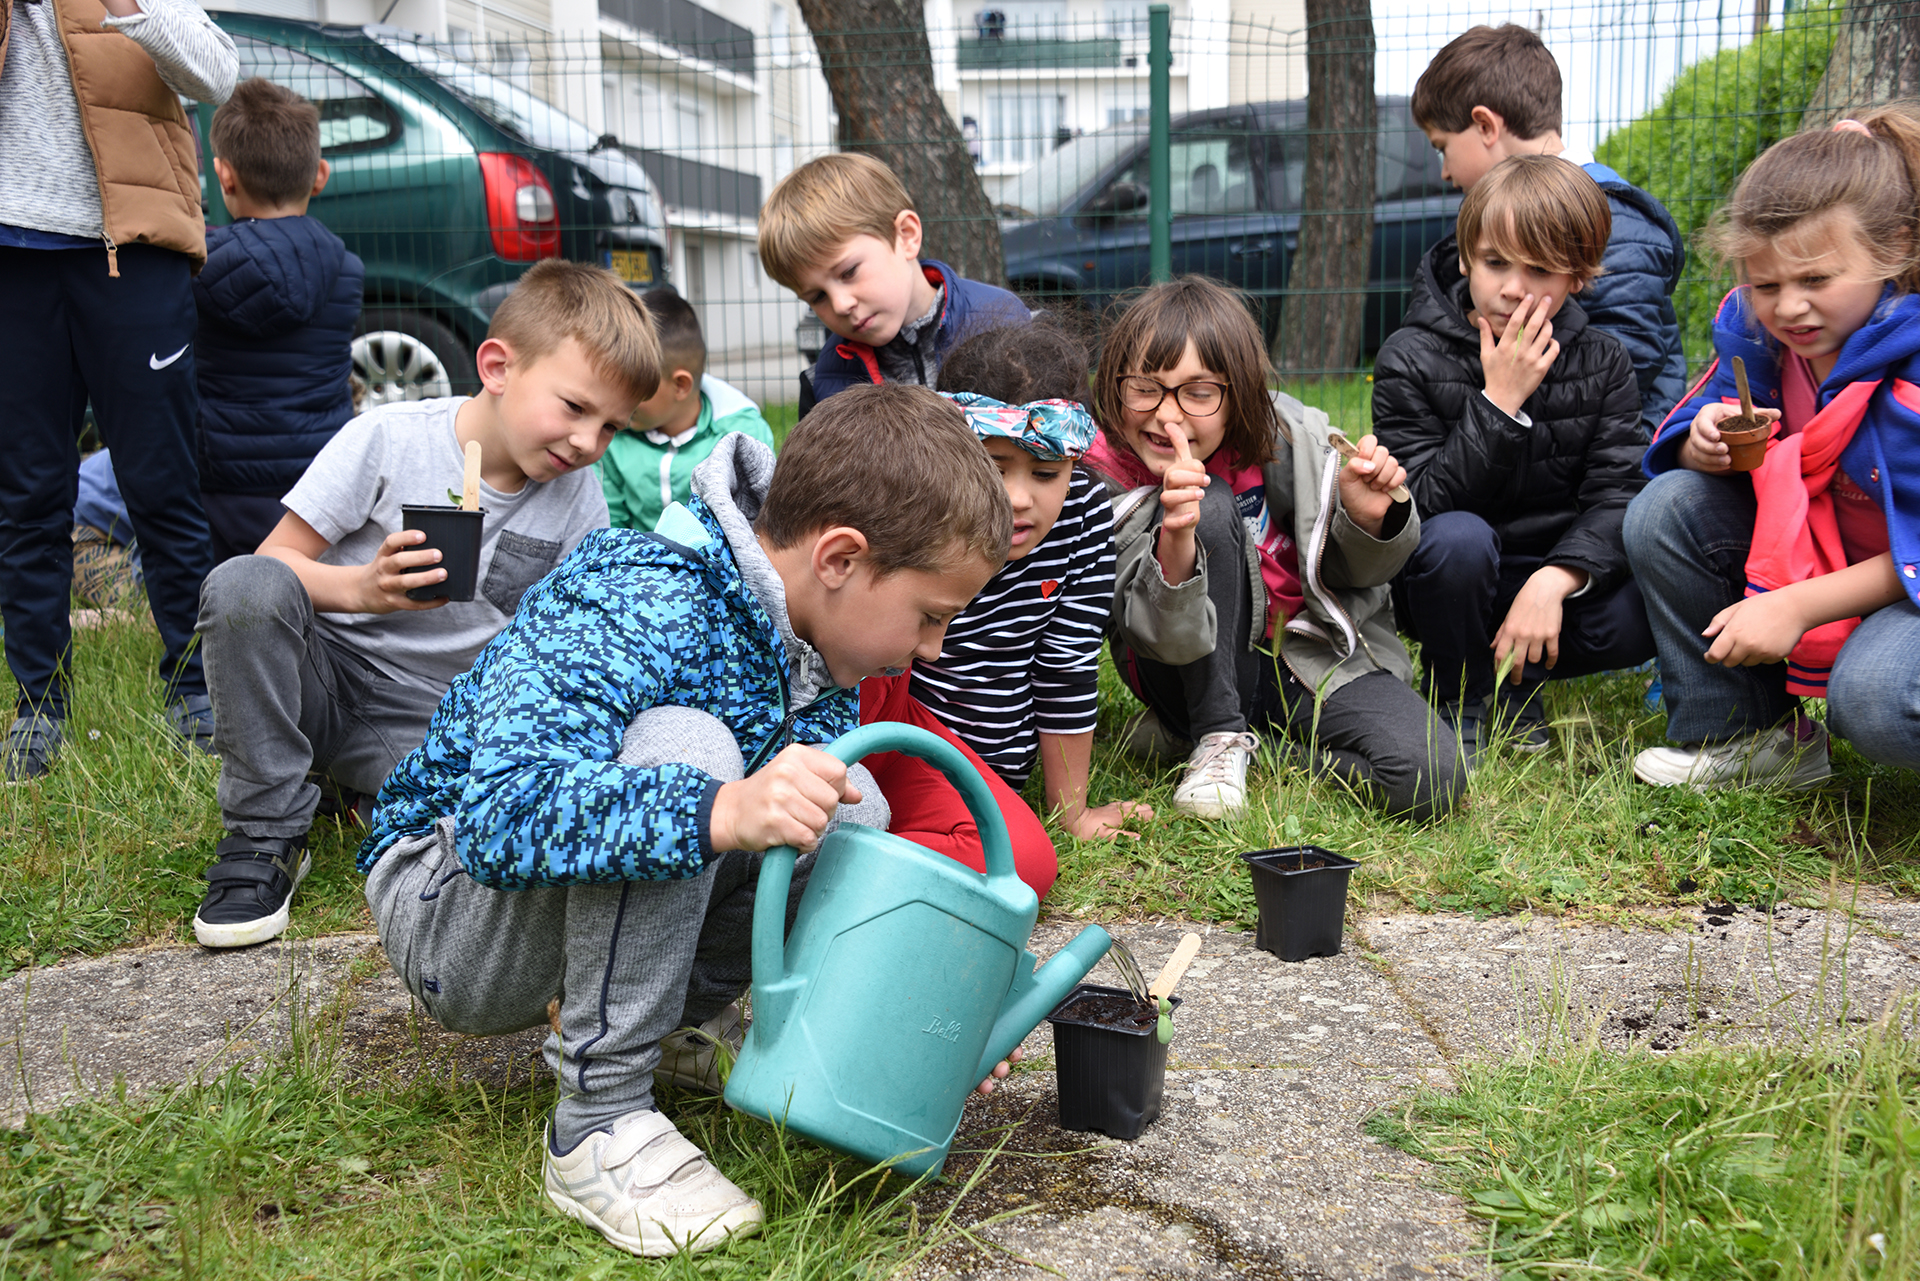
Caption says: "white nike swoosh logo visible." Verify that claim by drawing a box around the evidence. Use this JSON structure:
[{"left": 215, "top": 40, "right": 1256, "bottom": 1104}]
[{"left": 149, "top": 344, "right": 189, "bottom": 370}]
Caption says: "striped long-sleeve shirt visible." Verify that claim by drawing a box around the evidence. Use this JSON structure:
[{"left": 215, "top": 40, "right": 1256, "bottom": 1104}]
[{"left": 909, "top": 469, "right": 1115, "bottom": 787}]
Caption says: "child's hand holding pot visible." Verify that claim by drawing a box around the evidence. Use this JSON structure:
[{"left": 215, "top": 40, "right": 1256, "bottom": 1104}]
[{"left": 1682, "top": 402, "right": 1780, "bottom": 474}]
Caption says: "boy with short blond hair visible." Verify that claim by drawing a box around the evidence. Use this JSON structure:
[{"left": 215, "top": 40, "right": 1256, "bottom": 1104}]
[
  {"left": 359, "top": 383, "right": 1014, "bottom": 1258},
  {"left": 1373, "top": 155, "right": 1654, "bottom": 759},
  {"left": 1412, "top": 23, "right": 1687, "bottom": 440},
  {"left": 191, "top": 260, "right": 655, "bottom": 950},
  {"left": 598, "top": 287, "right": 774, "bottom": 531},
  {"left": 759, "top": 152, "right": 1029, "bottom": 410}
]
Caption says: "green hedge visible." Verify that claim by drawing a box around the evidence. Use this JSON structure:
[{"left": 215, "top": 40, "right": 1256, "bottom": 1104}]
[{"left": 1595, "top": 3, "right": 1840, "bottom": 365}]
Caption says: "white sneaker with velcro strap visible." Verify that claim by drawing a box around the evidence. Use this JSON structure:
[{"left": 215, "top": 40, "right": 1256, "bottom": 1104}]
[{"left": 544, "top": 1109, "right": 763, "bottom": 1256}]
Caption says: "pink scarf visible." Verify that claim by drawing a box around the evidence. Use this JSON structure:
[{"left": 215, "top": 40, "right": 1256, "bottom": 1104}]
[{"left": 1744, "top": 379, "right": 1877, "bottom": 696}]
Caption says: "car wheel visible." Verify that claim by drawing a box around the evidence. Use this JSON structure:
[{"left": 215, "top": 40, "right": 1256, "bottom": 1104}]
[{"left": 353, "top": 309, "right": 472, "bottom": 406}]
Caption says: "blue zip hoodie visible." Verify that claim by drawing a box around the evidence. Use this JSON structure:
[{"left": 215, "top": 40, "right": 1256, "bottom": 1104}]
[
  {"left": 1645, "top": 284, "right": 1920, "bottom": 613},
  {"left": 194, "top": 214, "right": 364, "bottom": 496},
  {"left": 359, "top": 434, "right": 858, "bottom": 887},
  {"left": 806, "top": 258, "right": 1030, "bottom": 403},
  {"left": 1580, "top": 161, "right": 1689, "bottom": 442}
]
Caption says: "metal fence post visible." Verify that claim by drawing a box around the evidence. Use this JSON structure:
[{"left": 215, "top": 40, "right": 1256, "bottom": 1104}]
[{"left": 1148, "top": 3, "right": 1171, "bottom": 283}]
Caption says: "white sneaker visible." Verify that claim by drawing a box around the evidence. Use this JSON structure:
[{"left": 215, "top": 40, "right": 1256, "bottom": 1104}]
[
  {"left": 1633, "top": 720, "right": 1832, "bottom": 790},
  {"left": 1172, "top": 731, "right": 1259, "bottom": 819},
  {"left": 655, "top": 1002, "right": 745, "bottom": 1095},
  {"left": 544, "top": 1110, "right": 763, "bottom": 1257}
]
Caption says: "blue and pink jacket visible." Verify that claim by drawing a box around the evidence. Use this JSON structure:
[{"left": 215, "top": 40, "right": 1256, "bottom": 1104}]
[{"left": 1645, "top": 285, "right": 1920, "bottom": 692}]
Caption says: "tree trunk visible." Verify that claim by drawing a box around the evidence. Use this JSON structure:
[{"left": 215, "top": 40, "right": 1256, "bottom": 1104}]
[
  {"left": 1271, "top": 0, "right": 1374, "bottom": 377},
  {"left": 794, "top": 0, "right": 1005, "bottom": 285},
  {"left": 1801, "top": 0, "right": 1920, "bottom": 131}
]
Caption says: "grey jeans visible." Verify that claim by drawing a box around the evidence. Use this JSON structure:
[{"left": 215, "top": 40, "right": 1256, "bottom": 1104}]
[
  {"left": 365, "top": 704, "right": 887, "bottom": 1147},
  {"left": 198, "top": 555, "right": 444, "bottom": 838}
]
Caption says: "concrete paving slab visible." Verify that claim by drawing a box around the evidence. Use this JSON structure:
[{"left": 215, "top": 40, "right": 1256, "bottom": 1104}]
[
  {"left": 911, "top": 921, "right": 1488, "bottom": 1281},
  {"left": 1356, "top": 902, "right": 1920, "bottom": 1060}
]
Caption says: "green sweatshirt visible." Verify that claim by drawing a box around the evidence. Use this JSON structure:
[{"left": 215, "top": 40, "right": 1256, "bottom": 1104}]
[{"left": 596, "top": 374, "right": 774, "bottom": 531}]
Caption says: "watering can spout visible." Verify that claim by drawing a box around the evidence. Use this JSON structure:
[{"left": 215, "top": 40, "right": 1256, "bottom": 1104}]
[{"left": 975, "top": 924, "right": 1112, "bottom": 1082}]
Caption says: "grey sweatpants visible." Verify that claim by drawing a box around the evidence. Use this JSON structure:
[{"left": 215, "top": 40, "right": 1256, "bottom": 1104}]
[
  {"left": 365, "top": 705, "right": 888, "bottom": 1148},
  {"left": 199, "top": 555, "right": 444, "bottom": 838}
]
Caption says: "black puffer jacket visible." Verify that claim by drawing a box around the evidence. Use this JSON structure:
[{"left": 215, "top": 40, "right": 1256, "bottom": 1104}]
[{"left": 1371, "top": 234, "right": 1645, "bottom": 594}]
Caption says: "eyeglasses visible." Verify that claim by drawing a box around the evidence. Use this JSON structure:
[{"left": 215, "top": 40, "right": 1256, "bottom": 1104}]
[{"left": 1116, "top": 375, "right": 1228, "bottom": 416}]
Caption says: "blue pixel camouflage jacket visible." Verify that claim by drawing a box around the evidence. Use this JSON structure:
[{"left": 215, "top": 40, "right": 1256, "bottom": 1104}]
[{"left": 357, "top": 440, "right": 858, "bottom": 888}]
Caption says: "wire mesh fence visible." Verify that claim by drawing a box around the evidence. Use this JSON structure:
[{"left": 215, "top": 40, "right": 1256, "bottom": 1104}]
[{"left": 199, "top": 0, "right": 1860, "bottom": 418}]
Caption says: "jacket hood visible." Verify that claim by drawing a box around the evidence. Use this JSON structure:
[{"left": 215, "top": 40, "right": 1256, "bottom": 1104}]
[
  {"left": 690, "top": 433, "right": 838, "bottom": 706},
  {"left": 1582, "top": 161, "right": 1686, "bottom": 292},
  {"left": 1406, "top": 234, "right": 1591, "bottom": 349},
  {"left": 196, "top": 216, "right": 349, "bottom": 337}
]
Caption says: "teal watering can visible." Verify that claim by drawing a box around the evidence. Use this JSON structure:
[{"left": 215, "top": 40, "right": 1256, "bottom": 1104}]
[{"left": 722, "top": 723, "right": 1112, "bottom": 1178}]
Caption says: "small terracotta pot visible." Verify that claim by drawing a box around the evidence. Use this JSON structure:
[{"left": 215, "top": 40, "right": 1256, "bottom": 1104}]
[{"left": 1719, "top": 416, "right": 1775, "bottom": 472}]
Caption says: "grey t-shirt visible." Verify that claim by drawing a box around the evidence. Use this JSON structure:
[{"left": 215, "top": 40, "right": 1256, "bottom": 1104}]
[{"left": 282, "top": 397, "right": 609, "bottom": 694}]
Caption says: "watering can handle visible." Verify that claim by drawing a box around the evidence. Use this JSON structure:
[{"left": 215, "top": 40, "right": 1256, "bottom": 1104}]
[{"left": 750, "top": 721, "right": 1018, "bottom": 1014}]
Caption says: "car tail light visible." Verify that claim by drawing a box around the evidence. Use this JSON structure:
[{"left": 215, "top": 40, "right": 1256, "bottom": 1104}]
[{"left": 478, "top": 152, "right": 560, "bottom": 261}]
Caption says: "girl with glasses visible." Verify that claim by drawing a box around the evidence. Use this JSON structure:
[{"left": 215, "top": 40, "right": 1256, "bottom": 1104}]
[{"left": 1085, "top": 277, "right": 1463, "bottom": 822}]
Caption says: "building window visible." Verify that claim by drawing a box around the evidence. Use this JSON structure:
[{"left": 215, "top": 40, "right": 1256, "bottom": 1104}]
[
  {"left": 1106, "top": 2, "right": 1149, "bottom": 40},
  {"left": 975, "top": 2, "right": 1069, "bottom": 41},
  {"left": 770, "top": 3, "right": 792, "bottom": 66},
  {"left": 985, "top": 92, "right": 1065, "bottom": 168},
  {"left": 774, "top": 133, "right": 794, "bottom": 182},
  {"left": 674, "top": 96, "right": 703, "bottom": 151}
]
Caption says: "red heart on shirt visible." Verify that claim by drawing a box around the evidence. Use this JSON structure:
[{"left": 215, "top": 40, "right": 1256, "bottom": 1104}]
[{"left": 1040, "top": 579, "right": 1059, "bottom": 599}]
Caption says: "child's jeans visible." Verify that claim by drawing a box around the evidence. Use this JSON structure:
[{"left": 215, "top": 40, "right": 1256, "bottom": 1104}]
[
  {"left": 364, "top": 705, "right": 889, "bottom": 1149},
  {"left": 197, "top": 554, "right": 444, "bottom": 837},
  {"left": 1626, "top": 468, "right": 1920, "bottom": 768},
  {"left": 1120, "top": 482, "right": 1463, "bottom": 820},
  {"left": 1390, "top": 510, "right": 1656, "bottom": 708}
]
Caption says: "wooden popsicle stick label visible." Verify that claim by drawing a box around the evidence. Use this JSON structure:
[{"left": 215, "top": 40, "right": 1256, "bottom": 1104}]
[
  {"left": 1150, "top": 932, "right": 1204, "bottom": 1000},
  {"left": 462, "top": 439, "right": 483, "bottom": 512}
]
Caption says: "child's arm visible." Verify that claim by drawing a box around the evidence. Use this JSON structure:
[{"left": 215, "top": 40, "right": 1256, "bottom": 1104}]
[
  {"left": 1371, "top": 331, "right": 1526, "bottom": 517},
  {"left": 708, "top": 743, "right": 862, "bottom": 851},
  {"left": 1332, "top": 433, "right": 1409, "bottom": 539},
  {"left": 1154, "top": 425, "right": 1210, "bottom": 584},
  {"left": 1038, "top": 730, "right": 1149, "bottom": 840},
  {"left": 1701, "top": 554, "right": 1903, "bottom": 667},
  {"left": 255, "top": 511, "right": 450, "bottom": 613}
]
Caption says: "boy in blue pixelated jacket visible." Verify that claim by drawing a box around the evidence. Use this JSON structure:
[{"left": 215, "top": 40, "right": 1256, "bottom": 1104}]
[{"left": 358, "top": 384, "right": 1013, "bottom": 1260}]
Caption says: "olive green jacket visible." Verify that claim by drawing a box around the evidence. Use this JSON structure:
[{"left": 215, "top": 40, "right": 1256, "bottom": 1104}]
[{"left": 1101, "top": 392, "right": 1419, "bottom": 699}]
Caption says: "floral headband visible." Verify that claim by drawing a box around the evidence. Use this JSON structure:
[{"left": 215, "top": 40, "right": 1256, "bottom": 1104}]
[{"left": 940, "top": 392, "right": 1097, "bottom": 462}]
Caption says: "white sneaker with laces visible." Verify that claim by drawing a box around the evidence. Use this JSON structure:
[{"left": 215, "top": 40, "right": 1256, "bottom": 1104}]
[
  {"left": 544, "top": 1109, "right": 763, "bottom": 1257},
  {"left": 1172, "top": 731, "right": 1259, "bottom": 819},
  {"left": 1633, "top": 720, "right": 1832, "bottom": 790},
  {"left": 655, "top": 1002, "right": 745, "bottom": 1095}
]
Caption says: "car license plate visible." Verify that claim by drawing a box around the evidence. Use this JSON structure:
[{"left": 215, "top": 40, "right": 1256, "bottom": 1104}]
[{"left": 610, "top": 249, "right": 653, "bottom": 284}]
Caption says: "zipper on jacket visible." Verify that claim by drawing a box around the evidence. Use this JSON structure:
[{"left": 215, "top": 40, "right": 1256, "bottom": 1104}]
[{"left": 102, "top": 233, "right": 118, "bottom": 278}]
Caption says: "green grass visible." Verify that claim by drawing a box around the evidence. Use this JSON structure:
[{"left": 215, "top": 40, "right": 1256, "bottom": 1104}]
[
  {"left": 0, "top": 1015, "right": 1015, "bottom": 1279},
  {"left": 1368, "top": 1003, "right": 1920, "bottom": 1279},
  {"left": 8, "top": 593, "right": 1920, "bottom": 977}
]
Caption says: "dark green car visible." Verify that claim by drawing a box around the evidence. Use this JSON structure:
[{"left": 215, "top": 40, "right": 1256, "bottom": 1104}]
[{"left": 200, "top": 14, "right": 668, "bottom": 401}]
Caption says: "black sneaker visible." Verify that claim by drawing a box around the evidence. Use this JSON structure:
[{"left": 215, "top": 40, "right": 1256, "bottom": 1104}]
[
  {"left": 193, "top": 834, "right": 310, "bottom": 949},
  {"left": 168, "top": 694, "right": 217, "bottom": 756},
  {"left": 1438, "top": 699, "right": 1485, "bottom": 772},
  {"left": 1492, "top": 684, "right": 1552, "bottom": 754},
  {"left": 4, "top": 715, "right": 63, "bottom": 782}
]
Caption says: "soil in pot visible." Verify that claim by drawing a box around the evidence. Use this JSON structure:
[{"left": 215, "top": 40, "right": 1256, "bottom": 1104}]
[
  {"left": 401, "top": 505, "right": 485, "bottom": 601},
  {"left": 1242, "top": 845, "right": 1358, "bottom": 961},
  {"left": 1047, "top": 983, "right": 1180, "bottom": 1140}
]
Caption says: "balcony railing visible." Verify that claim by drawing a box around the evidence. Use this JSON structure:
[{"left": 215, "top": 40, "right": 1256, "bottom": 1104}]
[
  {"left": 626, "top": 147, "right": 762, "bottom": 221},
  {"left": 956, "top": 36, "right": 1122, "bottom": 71},
  {"left": 599, "top": 0, "right": 756, "bottom": 78}
]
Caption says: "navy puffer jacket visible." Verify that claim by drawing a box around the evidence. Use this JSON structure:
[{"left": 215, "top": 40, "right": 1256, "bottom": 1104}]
[
  {"left": 194, "top": 215, "right": 364, "bottom": 496},
  {"left": 1371, "top": 235, "right": 1646, "bottom": 595},
  {"left": 1578, "top": 162, "right": 1688, "bottom": 442}
]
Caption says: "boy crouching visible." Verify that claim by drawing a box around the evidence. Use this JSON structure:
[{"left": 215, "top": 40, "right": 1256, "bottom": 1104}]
[{"left": 358, "top": 384, "right": 1012, "bottom": 1256}]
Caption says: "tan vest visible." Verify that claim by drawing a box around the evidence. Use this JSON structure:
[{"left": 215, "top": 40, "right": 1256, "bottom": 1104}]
[{"left": 0, "top": 0, "right": 207, "bottom": 272}]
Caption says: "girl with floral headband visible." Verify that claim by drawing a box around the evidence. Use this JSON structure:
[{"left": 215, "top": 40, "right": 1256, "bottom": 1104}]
[
  {"left": 858, "top": 321, "right": 1132, "bottom": 896},
  {"left": 1627, "top": 106, "right": 1920, "bottom": 789}
]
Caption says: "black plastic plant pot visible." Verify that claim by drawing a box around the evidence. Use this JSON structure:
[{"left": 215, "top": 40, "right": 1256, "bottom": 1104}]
[
  {"left": 1241, "top": 845, "right": 1359, "bottom": 961},
  {"left": 401, "top": 505, "right": 484, "bottom": 602},
  {"left": 1046, "top": 983, "right": 1182, "bottom": 1140}
]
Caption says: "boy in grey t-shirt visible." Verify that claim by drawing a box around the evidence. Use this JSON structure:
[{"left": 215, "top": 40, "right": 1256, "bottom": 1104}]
[{"left": 191, "top": 262, "right": 659, "bottom": 948}]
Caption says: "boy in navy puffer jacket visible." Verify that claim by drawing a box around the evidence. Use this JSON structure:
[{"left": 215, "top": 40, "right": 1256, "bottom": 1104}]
[{"left": 196, "top": 77, "right": 364, "bottom": 560}]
